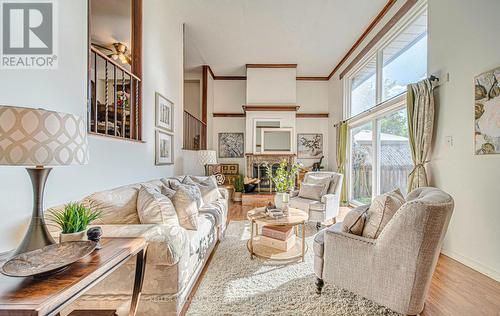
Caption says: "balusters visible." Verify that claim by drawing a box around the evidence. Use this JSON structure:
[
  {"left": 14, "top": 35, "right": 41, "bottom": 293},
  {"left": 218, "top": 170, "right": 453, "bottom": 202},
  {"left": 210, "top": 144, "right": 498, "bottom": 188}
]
[
  {"left": 89, "top": 46, "right": 141, "bottom": 140},
  {"left": 104, "top": 60, "right": 109, "bottom": 135},
  {"left": 135, "top": 79, "right": 139, "bottom": 140}
]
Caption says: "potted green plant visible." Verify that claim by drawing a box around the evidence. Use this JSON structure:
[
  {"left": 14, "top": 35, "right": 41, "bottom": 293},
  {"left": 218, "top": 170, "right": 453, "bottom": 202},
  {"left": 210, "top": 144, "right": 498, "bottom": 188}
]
[
  {"left": 47, "top": 202, "right": 101, "bottom": 243},
  {"left": 233, "top": 174, "right": 244, "bottom": 202},
  {"left": 266, "top": 160, "right": 300, "bottom": 209}
]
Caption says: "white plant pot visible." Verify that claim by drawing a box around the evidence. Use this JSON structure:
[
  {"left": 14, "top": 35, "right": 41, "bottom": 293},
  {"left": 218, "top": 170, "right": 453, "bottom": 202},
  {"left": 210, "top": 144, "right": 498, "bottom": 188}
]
[
  {"left": 59, "top": 230, "right": 86, "bottom": 243},
  {"left": 275, "top": 192, "right": 290, "bottom": 209}
]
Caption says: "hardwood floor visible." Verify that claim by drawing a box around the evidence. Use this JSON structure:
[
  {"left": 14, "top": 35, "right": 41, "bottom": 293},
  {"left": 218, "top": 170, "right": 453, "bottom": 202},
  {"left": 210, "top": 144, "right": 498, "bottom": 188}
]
[{"left": 183, "top": 201, "right": 500, "bottom": 316}]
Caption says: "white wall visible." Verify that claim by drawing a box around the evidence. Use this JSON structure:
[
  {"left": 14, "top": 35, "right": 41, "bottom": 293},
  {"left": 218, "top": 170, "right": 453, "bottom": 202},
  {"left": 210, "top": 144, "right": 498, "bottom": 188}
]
[
  {"left": 296, "top": 81, "right": 330, "bottom": 169},
  {"left": 427, "top": 0, "right": 500, "bottom": 281},
  {"left": 246, "top": 68, "right": 296, "bottom": 104},
  {"left": 0, "top": 0, "right": 185, "bottom": 252}
]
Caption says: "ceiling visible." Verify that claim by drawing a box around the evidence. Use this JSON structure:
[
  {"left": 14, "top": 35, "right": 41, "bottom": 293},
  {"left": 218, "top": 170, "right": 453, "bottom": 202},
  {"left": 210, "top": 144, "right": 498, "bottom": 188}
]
[
  {"left": 90, "top": 0, "right": 131, "bottom": 48},
  {"left": 177, "top": 0, "right": 387, "bottom": 76}
]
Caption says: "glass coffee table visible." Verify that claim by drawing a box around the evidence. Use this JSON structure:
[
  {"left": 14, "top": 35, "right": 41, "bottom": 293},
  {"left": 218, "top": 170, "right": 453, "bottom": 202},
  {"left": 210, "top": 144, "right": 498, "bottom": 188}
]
[{"left": 247, "top": 207, "right": 308, "bottom": 262}]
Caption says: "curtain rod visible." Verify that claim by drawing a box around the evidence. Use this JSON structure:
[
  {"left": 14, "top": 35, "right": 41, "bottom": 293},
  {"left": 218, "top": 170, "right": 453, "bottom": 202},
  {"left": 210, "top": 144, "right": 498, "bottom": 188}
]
[{"left": 334, "top": 75, "right": 441, "bottom": 128}]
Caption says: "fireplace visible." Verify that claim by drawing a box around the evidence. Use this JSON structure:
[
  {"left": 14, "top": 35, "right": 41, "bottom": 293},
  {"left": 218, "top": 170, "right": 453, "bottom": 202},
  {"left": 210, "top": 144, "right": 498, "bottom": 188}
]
[
  {"left": 253, "top": 163, "right": 278, "bottom": 191},
  {"left": 245, "top": 153, "right": 296, "bottom": 193}
]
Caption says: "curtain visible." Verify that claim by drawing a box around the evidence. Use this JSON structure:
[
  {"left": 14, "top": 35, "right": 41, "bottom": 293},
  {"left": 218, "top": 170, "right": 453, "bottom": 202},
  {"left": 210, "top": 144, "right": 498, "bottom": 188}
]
[
  {"left": 336, "top": 122, "right": 348, "bottom": 206},
  {"left": 407, "top": 78, "right": 436, "bottom": 192}
]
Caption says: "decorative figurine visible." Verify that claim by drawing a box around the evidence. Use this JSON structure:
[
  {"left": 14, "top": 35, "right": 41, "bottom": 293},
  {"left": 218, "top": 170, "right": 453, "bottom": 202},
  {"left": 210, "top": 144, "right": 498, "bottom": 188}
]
[{"left": 87, "top": 227, "right": 103, "bottom": 250}]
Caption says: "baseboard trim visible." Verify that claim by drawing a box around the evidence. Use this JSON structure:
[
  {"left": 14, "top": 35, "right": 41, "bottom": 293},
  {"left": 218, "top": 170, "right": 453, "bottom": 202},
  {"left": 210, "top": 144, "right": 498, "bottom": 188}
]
[{"left": 441, "top": 248, "right": 500, "bottom": 282}]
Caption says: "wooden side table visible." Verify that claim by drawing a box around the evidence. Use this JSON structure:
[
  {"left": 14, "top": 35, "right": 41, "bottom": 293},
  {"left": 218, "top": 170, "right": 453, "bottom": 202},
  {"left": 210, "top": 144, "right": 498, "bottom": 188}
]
[{"left": 0, "top": 238, "right": 147, "bottom": 316}]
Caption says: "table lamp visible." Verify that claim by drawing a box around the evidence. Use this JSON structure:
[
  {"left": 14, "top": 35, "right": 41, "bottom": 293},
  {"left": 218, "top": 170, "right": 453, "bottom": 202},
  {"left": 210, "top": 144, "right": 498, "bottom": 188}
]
[
  {"left": 0, "top": 105, "right": 89, "bottom": 255},
  {"left": 197, "top": 150, "right": 217, "bottom": 176}
]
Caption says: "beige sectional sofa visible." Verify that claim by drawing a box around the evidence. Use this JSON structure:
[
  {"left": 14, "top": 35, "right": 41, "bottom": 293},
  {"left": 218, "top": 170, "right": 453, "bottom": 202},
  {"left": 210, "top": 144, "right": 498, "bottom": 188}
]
[{"left": 45, "top": 175, "right": 228, "bottom": 316}]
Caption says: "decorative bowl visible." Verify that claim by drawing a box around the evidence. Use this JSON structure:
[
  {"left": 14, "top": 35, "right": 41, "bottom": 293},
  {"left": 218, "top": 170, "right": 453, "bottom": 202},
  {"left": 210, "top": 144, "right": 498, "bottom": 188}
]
[{"left": 0, "top": 241, "right": 97, "bottom": 277}]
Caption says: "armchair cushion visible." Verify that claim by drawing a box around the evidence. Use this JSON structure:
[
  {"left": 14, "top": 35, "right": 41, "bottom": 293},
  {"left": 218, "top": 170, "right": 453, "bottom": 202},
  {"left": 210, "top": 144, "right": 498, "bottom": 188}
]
[
  {"left": 298, "top": 183, "right": 326, "bottom": 201},
  {"left": 289, "top": 196, "right": 325, "bottom": 212},
  {"left": 137, "top": 184, "right": 179, "bottom": 225},
  {"left": 362, "top": 188, "right": 404, "bottom": 239},
  {"left": 341, "top": 205, "right": 369, "bottom": 235}
]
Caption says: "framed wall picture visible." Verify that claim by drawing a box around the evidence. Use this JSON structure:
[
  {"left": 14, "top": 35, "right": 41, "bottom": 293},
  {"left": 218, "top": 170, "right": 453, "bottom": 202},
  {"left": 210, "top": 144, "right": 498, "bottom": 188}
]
[
  {"left": 156, "top": 92, "right": 174, "bottom": 132},
  {"left": 155, "top": 130, "right": 174, "bottom": 165},
  {"left": 297, "top": 133, "right": 323, "bottom": 159},
  {"left": 474, "top": 66, "right": 500, "bottom": 154},
  {"left": 221, "top": 163, "right": 239, "bottom": 175},
  {"left": 218, "top": 133, "right": 244, "bottom": 158}
]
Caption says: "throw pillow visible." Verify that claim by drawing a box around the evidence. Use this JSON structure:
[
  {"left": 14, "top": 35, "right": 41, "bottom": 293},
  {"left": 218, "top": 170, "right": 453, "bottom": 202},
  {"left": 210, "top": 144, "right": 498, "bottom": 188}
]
[
  {"left": 161, "top": 185, "right": 176, "bottom": 199},
  {"left": 169, "top": 182, "right": 204, "bottom": 208},
  {"left": 298, "top": 183, "right": 326, "bottom": 201},
  {"left": 305, "top": 175, "right": 331, "bottom": 195},
  {"left": 362, "top": 188, "right": 405, "bottom": 239},
  {"left": 342, "top": 208, "right": 367, "bottom": 235},
  {"left": 137, "top": 185, "right": 179, "bottom": 225},
  {"left": 171, "top": 185, "right": 202, "bottom": 230},
  {"left": 184, "top": 176, "right": 222, "bottom": 204}
]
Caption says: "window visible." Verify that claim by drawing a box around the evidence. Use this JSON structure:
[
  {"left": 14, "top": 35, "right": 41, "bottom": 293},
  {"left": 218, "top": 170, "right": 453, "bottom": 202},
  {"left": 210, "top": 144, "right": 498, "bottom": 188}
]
[
  {"left": 382, "top": 13, "right": 427, "bottom": 101},
  {"left": 346, "top": 8, "right": 427, "bottom": 119},
  {"left": 345, "top": 6, "right": 426, "bottom": 204},
  {"left": 350, "top": 122, "right": 374, "bottom": 203},
  {"left": 351, "top": 57, "right": 377, "bottom": 117}
]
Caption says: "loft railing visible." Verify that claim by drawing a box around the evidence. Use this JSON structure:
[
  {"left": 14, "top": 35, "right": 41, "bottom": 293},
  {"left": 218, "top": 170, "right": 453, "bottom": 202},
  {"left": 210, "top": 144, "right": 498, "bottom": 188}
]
[
  {"left": 88, "top": 46, "right": 142, "bottom": 140},
  {"left": 183, "top": 110, "right": 206, "bottom": 150}
]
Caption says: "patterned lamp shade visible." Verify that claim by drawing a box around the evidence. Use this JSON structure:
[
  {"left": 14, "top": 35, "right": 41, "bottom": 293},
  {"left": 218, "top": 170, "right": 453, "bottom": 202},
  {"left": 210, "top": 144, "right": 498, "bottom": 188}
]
[
  {"left": 0, "top": 105, "right": 89, "bottom": 166},
  {"left": 197, "top": 150, "right": 217, "bottom": 166}
]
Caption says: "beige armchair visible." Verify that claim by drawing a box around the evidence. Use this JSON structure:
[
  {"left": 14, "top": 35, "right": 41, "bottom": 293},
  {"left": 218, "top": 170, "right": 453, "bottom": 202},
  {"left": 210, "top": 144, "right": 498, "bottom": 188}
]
[
  {"left": 313, "top": 187, "right": 454, "bottom": 315},
  {"left": 290, "top": 171, "right": 343, "bottom": 229}
]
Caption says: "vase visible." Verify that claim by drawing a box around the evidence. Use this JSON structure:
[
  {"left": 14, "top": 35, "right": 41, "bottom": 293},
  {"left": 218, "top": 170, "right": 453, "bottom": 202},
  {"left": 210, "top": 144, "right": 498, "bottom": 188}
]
[
  {"left": 275, "top": 192, "right": 290, "bottom": 210},
  {"left": 59, "top": 230, "right": 86, "bottom": 243}
]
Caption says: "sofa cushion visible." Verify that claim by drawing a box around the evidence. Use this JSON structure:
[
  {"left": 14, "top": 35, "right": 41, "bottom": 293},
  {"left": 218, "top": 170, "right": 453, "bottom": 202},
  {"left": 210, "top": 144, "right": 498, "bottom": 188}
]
[
  {"left": 298, "top": 183, "right": 327, "bottom": 201},
  {"left": 184, "top": 176, "right": 222, "bottom": 204},
  {"left": 362, "top": 188, "right": 405, "bottom": 239},
  {"left": 82, "top": 185, "right": 140, "bottom": 224},
  {"left": 342, "top": 207, "right": 367, "bottom": 235},
  {"left": 137, "top": 184, "right": 179, "bottom": 225},
  {"left": 171, "top": 185, "right": 202, "bottom": 230}
]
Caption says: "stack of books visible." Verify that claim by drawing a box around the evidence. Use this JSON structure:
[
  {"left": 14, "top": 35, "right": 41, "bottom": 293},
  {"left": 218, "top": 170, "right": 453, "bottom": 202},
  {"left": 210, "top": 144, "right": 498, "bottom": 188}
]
[{"left": 260, "top": 225, "right": 295, "bottom": 251}]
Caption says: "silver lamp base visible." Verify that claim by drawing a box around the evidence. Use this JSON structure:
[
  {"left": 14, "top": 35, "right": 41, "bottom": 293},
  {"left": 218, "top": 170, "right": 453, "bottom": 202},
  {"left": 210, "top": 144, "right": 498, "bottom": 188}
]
[{"left": 13, "top": 167, "right": 56, "bottom": 256}]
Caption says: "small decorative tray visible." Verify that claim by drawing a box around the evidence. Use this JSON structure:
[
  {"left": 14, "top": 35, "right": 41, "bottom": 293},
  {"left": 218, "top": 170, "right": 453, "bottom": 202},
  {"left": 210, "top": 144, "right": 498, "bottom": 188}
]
[{"left": 0, "top": 241, "right": 97, "bottom": 277}]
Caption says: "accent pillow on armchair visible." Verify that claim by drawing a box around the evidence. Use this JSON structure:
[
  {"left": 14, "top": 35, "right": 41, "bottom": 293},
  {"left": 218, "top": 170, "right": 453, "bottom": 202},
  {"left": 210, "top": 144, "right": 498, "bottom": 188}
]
[{"left": 362, "top": 188, "right": 405, "bottom": 239}]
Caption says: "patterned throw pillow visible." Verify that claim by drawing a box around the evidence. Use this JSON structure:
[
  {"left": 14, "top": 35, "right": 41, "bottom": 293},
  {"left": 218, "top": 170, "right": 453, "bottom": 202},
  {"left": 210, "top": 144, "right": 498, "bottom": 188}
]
[
  {"left": 298, "top": 183, "right": 327, "bottom": 201},
  {"left": 342, "top": 208, "right": 367, "bottom": 235},
  {"left": 362, "top": 188, "right": 405, "bottom": 239},
  {"left": 170, "top": 182, "right": 204, "bottom": 208},
  {"left": 137, "top": 185, "right": 179, "bottom": 225},
  {"left": 171, "top": 185, "right": 202, "bottom": 230},
  {"left": 184, "top": 176, "right": 222, "bottom": 204},
  {"left": 161, "top": 185, "right": 176, "bottom": 199}
]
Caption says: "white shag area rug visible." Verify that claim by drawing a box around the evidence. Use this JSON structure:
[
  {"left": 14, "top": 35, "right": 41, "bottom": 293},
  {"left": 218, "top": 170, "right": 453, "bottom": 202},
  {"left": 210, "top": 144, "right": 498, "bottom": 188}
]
[{"left": 187, "top": 220, "right": 400, "bottom": 316}]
